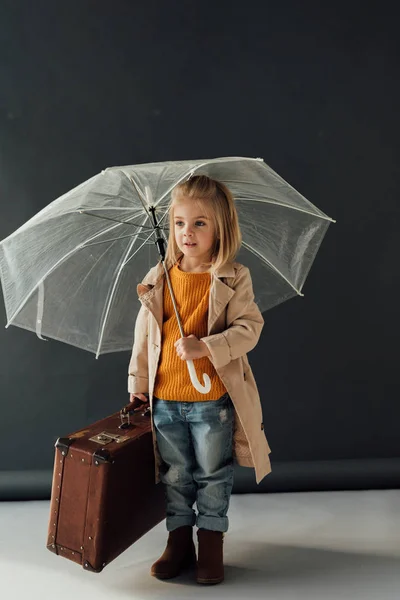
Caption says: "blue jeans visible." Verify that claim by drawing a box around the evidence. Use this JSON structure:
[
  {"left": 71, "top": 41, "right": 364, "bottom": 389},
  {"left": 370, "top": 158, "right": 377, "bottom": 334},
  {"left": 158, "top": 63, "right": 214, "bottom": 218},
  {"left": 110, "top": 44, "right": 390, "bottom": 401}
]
[{"left": 152, "top": 392, "right": 234, "bottom": 532}]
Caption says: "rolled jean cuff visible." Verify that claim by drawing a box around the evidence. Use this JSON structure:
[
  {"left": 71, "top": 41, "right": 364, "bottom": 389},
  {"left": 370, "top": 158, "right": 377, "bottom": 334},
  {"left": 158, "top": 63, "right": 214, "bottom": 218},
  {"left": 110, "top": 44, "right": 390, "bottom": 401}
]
[
  {"left": 166, "top": 515, "right": 196, "bottom": 532},
  {"left": 196, "top": 515, "right": 229, "bottom": 532}
]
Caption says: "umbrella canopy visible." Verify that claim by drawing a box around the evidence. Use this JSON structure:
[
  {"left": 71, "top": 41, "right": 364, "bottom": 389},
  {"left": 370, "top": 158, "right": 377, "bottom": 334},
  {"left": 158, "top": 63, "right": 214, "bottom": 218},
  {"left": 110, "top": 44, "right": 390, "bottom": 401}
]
[{"left": 0, "top": 156, "right": 334, "bottom": 357}]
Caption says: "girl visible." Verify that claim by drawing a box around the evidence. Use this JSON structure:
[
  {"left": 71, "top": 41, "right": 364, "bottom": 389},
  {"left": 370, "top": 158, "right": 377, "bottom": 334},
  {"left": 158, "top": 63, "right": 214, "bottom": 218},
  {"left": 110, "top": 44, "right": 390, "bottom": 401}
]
[{"left": 128, "top": 175, "right": 271, "bottom": 585}]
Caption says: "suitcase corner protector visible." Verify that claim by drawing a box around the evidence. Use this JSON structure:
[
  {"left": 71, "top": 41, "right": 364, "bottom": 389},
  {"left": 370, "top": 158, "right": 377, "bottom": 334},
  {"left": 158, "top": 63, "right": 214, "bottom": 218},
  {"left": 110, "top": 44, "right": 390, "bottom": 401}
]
[
  {"left": 47, "top": 542, "right": 58, "bottom": 555},
  {"left": 55, "top": 437, "right": 74, "bottom": 454},
  {"left": 93, "top": 448, "right": 112, "bottom": 465},
  {"left": 83, "top": 559, "right": 105, "bottom": 573}
]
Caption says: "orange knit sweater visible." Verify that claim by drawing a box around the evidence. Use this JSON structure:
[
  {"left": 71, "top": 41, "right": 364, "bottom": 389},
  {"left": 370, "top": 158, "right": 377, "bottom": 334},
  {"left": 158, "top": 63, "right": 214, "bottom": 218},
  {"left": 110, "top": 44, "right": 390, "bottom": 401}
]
[{"left": 153, "top": 259, "right": 227, "bottom": 401}]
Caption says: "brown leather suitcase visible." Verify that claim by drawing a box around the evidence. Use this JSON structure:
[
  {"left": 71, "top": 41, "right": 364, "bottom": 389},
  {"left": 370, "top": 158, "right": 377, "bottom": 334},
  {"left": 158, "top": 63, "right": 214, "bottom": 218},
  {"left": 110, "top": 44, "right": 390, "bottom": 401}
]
[{"left": 46, "top": 402, "right": 165, "bottom": 572}]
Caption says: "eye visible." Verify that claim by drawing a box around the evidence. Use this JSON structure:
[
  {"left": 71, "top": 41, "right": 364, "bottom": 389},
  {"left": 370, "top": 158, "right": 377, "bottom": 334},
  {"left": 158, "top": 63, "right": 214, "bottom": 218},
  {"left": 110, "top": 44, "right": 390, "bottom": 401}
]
[{"left": 174, "top": 221, "right": 206, "bottom": 227}]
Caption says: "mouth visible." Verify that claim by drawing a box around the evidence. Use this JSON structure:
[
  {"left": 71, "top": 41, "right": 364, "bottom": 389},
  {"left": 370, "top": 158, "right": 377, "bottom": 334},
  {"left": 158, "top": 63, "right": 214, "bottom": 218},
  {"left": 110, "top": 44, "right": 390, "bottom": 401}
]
[{"left": 184, "top": 243, "right": 197, "bottom": 247}]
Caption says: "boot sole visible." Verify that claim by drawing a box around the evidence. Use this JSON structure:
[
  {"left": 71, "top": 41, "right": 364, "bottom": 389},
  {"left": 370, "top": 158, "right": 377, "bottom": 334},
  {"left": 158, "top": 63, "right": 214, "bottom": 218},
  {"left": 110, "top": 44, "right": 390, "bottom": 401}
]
[
  {"left": 197, "top": 576, "right": 224, "bottom": 585},
  {"left": 151, "top": 572, "right": 178, "bottom": 580}
]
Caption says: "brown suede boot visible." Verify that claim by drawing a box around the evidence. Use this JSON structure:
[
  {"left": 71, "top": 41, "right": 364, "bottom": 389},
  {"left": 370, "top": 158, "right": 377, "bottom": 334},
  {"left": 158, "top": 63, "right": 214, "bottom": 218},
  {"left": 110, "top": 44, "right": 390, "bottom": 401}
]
[
  {"left": 150, "top": 526, "right": 196, "bottom": 579},
  {"left": 196, "top": 529, "right": 224, "bottom": 585}
]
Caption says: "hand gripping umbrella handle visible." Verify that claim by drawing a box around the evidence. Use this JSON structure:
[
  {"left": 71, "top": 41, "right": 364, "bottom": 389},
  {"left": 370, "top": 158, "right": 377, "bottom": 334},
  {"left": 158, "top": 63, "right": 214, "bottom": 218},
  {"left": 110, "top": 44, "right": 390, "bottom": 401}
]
[{"left": 186, "top": 360, "right": 211, "bottom": 394}]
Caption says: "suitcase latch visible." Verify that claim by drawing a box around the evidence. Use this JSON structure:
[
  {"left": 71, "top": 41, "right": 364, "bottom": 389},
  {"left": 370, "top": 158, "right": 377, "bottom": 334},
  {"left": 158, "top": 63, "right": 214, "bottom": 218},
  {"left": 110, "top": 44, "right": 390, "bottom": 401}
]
[{"left": 89, "top": 432, "right": 130, "bottom": 445}]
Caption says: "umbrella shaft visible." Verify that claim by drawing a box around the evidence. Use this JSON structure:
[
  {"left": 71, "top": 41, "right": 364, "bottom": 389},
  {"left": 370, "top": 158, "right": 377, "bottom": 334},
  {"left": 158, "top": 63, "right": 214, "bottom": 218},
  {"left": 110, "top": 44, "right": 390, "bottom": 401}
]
[
  {"left": 162, "top": 261, "right": 185, "bottom": 338},
  {"left": 148, "top": 206, "right": 167, "bottom": 262}
]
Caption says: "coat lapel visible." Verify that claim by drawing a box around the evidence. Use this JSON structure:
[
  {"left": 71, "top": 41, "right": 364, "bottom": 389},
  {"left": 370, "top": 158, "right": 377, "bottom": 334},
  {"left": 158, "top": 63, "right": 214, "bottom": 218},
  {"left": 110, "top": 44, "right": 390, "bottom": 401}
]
[
  {"left": 207, "top": 274, "right": 236, "bottom": 332},
  {"left": 137, "top": 259, "right": 236, "bottom": 336}
]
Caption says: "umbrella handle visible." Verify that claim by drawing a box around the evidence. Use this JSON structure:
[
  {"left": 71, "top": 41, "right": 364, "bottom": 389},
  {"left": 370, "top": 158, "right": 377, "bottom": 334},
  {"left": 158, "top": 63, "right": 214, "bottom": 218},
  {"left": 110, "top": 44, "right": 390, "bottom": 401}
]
[{"left": 186, "top": 360, "right": 211, "bottom": 394}]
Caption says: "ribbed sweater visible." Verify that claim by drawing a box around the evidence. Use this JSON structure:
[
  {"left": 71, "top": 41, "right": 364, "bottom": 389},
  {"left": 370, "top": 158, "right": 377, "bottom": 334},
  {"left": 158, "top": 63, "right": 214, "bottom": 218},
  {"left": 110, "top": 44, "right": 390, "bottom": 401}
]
[{"left": 153, "top": 259, "right": 227, "bottom": 401}]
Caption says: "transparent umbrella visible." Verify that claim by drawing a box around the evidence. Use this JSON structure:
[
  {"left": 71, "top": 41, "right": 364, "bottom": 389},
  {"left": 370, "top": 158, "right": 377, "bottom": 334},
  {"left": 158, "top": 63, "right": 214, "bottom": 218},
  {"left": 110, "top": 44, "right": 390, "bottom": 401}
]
[{"left": 0, "top": 156, "right": 335, "bottom": 393}]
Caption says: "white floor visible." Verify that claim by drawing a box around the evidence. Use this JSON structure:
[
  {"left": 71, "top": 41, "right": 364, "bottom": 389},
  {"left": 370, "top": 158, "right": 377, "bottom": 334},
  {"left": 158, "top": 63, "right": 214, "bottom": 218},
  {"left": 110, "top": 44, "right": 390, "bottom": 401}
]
[{"left": 1, "top": 490, "right": 399, "bottom": 600}]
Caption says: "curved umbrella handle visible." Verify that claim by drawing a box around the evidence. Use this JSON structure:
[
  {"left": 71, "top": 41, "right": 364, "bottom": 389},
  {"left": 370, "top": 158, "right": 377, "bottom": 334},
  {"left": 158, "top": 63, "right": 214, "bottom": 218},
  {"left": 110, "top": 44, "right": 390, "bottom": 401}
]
[{"left": 186, "top": 360, "right": 211, "bottom": 394}]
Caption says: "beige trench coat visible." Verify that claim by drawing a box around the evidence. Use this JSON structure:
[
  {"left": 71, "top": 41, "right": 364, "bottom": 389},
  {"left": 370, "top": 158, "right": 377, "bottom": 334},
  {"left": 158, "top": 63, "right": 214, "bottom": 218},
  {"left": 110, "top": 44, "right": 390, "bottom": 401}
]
[{"left": 128, "top": 259, "right": 272, "bottom": 484}]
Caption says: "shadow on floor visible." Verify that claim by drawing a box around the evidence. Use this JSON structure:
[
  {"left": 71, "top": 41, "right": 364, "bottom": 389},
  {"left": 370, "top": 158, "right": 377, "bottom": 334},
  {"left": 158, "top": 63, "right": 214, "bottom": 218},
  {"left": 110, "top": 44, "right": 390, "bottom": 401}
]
[{"left": 102, "top": 541, "right": 400, "bottom": 598}]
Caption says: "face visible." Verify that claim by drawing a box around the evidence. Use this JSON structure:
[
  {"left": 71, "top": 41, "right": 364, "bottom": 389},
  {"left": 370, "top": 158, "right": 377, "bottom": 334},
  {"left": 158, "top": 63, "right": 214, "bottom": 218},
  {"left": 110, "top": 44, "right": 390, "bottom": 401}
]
[{"left": 173, "top": 199, "right": 216, "bottom": 265}]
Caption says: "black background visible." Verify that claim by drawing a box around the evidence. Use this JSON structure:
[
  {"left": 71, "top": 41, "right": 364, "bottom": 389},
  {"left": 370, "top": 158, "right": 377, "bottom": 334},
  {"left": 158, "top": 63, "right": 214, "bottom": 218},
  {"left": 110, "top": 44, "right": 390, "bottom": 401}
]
[{"left": 1, "top": 1, "right": 399, "bottom": 497}]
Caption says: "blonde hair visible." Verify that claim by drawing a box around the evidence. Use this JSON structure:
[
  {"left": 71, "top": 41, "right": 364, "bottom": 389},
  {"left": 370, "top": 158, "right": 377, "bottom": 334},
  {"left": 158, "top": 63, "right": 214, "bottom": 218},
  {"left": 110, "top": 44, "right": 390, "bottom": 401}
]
[{"left": 164, "top": 175, "right": 242, "bottom": 274}]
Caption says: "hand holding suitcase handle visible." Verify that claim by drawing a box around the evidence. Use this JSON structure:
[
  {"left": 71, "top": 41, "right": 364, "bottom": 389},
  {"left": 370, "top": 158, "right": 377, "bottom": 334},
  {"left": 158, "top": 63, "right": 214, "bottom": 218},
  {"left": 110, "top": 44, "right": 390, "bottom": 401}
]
[
  {"left": 119, "top": 394, "right": 150, "bottom": 429},
  {"left": 121, "top": 393, "right": 150, "bottom": 415},
  {"left": 129, "top": 393, "right": 149, "bottom": 408}
]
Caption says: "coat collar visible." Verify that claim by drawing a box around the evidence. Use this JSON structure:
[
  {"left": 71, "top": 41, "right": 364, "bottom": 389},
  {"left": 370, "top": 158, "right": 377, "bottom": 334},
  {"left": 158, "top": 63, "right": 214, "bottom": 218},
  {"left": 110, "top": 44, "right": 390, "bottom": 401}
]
[
  {"left": 137, "top": 258, "right": 237, "bottom": 334},
  {"left": 137, "top": 258, "right": 236, "bottom": 294}
]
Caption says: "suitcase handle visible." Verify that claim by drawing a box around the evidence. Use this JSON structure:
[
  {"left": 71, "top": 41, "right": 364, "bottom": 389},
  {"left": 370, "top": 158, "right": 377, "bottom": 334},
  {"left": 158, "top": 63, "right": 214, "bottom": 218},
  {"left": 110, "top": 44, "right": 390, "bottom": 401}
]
[{"left": 119, "top": 397, "right": 151, "bottom": 429}]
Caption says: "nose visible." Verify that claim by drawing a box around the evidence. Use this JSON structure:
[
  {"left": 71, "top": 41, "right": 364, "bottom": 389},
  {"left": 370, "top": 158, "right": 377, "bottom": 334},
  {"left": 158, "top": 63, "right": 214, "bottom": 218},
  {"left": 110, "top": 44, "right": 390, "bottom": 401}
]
[{"left": 184, "top": 226, "right": 194, "bottom": 237}]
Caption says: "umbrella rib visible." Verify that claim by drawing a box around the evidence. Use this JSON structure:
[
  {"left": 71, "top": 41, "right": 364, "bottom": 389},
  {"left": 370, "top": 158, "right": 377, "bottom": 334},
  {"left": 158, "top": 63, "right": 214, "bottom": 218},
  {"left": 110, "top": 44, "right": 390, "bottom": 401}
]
[
  {"left": 79, "top": 210, "right": 156, "bottom": 230},
  {"left": 122, "top": 229, "right": 156, "bottom": 267},
  {"left": 241, "top": 241, "right": 304, "bottom": 297},
  {"left": 153, "top": 162, "right": 210, "bottom": 207},
  {"left": 54, "top": 242, "right": 116, "bottom": 336},
  {"left": 234, "top": 196, "right": 335, "bottom": 223},
  {"left": 222, "top": 165, "right": 334, "bottom": 220},
  {"left": 5, "top": 214, "right": 142, "bottom": 328},
  {"left": 67, "top": 189, "right": 137, "bottom": 206},
  {"left": 83, "top": 233, "right": 155, "bottom": 247},
  {"left": 151, "top": 157, "right": 275, "bottom": 208},
  {"left": 118, "top": 158, "right": 266, "bottom": 210},
  {"left": 79, "top": 206, "right": 154, "bottom": 214},
  {"left": 95, "top": 214, "right": 153, "bottom": 357},
  {"left": 120, "top": 172, "right": 147, "bottom": 206}
]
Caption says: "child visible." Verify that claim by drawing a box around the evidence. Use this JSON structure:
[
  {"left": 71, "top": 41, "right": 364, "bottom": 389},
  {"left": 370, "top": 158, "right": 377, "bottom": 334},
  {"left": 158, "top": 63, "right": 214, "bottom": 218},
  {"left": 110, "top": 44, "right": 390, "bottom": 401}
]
[{"left": 128, "top": 175, "right": 271, "bottom": 584}]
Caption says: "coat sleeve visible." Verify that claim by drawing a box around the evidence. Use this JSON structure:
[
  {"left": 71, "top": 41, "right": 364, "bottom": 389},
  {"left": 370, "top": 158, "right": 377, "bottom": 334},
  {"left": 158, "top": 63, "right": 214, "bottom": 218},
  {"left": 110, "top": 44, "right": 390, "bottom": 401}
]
[
  {"left": 127, "top": 303, "right": 150, "bottom": 394},
  {"left": 200, "top": 266, "right": 264, "bottom": 370}
]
